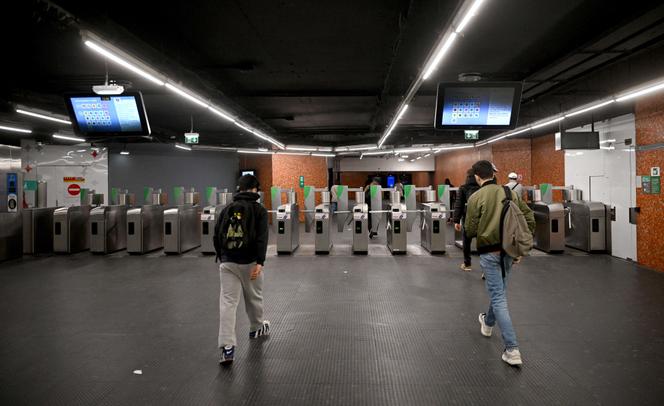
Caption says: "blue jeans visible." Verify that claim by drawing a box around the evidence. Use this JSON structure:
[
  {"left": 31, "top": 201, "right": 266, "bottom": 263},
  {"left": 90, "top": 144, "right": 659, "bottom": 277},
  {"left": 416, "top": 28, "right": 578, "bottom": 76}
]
[{"left": 480, "top": 253, "right": 518, "bottom": 349}]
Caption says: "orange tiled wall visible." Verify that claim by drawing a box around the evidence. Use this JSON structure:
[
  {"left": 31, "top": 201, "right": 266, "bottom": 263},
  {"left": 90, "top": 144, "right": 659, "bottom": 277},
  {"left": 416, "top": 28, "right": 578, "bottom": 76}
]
[
  {"left": 340, "top": 172, "right": 372, "bottom": 188},
  {"left": 532, "top": 133, "right": 565, "bottom": 201},
  {"left": 434, "top": 145, "right": 491, "bottom": 187},
  {"left": 635, "top": 95, "right": 664, "bottom": 272},
  {"left": 272, "top": 155, "right": 328, "bottom": 221},
  {"left": 412, "top": 171, "right": 434, "bottom": 186},
  {"left": 492, "top": 139, "right": 532, "bottom": 185}
]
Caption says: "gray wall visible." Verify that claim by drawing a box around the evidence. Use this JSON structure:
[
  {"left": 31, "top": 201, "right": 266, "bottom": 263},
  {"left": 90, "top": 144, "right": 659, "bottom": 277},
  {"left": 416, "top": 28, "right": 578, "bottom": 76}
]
[{"left": 109, "top": 144, "right": 239, "bottom": 204}]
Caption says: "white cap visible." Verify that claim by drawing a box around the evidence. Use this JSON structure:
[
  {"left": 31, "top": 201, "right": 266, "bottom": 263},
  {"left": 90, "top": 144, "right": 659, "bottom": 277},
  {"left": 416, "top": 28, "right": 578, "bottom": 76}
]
[{"left": 508, "top": 172, "right": 518, "bottom": 179}]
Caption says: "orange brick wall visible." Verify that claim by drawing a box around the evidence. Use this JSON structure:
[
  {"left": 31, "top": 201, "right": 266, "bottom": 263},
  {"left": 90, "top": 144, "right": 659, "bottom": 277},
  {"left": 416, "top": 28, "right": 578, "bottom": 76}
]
[
  {"left": 412, "top": 171, "right": 434, "bottom": 187},
  {"left": 532, "top": 134, "right": 565, "bottom": 202},
  {"left": 239, "top": 155, "right": 273, "bottom": 210},
  {"left": 492, "top": 139, "right": 532, "bottom": 185},
  {"left": 434, "top": 146, "right": 490, "bottom": 187},
  {"left": 340, "top": 172, "right": 372, "bottom": 188},
  {"left": 272, "top": 155, "right": 328, "bottom": 221},
  {"left": 635, "top": 95, "right": 664, "bottom": 272}
]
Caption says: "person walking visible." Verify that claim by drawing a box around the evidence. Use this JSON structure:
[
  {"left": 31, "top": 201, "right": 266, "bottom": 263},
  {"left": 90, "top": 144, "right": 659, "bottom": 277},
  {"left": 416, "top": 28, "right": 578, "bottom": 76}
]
[
  {"left": 214, "top": 174, "right": 271, "bottom": 366},
  {"left": 505, "top": 172, "right": 524, "bottom": 199},
  {"left": 464, "top": 161, "right": 535, "bottom": 366},
  {"left": 453, "top": 169, "right": 480, "bottom": 272}
]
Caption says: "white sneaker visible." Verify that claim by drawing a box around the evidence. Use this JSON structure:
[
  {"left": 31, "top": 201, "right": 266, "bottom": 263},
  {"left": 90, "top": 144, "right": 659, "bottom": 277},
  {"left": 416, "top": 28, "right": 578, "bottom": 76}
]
[
  {"left": 502, "top": 348, "right": 523, "bottom": 366},
  {"left": 478, "top": 313, "right": 493, "bottom": 337}
]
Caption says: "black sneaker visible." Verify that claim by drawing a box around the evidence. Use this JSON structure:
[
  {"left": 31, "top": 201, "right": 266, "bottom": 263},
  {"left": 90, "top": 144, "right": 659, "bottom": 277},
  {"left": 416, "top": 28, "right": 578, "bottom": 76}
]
[
  {"left": 219, "top": 345, "right": 234, "bottom": 365},
  {"left": 249, "top": 320, "right": 271, "bottom": 339}
]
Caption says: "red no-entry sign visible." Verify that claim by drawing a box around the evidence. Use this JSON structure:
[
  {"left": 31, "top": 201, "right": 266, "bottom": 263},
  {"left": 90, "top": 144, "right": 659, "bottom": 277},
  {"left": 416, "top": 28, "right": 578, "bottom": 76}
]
[{"left": 68, "top": 184, "right": 81, "bottom": 196}]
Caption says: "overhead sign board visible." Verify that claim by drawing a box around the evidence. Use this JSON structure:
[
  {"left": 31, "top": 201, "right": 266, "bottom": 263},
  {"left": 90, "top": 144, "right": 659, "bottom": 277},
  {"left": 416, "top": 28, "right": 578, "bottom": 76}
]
[
  {"left": 464, "top": 130, "right": 479, "bottom": 140},
  {"left": 185, "top": 132, "right": 199, "bottom": 144}
]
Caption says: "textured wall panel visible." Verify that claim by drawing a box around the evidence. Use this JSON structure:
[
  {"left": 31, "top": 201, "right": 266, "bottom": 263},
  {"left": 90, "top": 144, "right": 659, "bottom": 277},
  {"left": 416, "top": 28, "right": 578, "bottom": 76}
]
[
  {"left": 491, "top": 139, "right": 532, "bottom": 186},
  {"left": 272, "top": 155, "right": 328, "bottom": 221},
  {"left": 532, "top": 134, "right": 565, "bottom": 202},
  {"left": 635, "top": 96, "right": 664, "bottom": 272}
]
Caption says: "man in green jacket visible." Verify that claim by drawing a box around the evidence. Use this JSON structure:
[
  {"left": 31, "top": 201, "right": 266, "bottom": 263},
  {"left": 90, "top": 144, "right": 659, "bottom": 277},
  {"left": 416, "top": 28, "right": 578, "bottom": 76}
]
[{"left": 464, "top": 160, "right": 535, "bottom": 366}]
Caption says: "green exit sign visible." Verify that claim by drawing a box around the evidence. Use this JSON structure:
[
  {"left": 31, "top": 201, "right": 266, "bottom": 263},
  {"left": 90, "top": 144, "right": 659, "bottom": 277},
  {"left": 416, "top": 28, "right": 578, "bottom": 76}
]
[
  {"left": 184, "top": 132, "right": 199, "bottom": 144},
  {"left": 464, "top": 130, "right": 479, "bottom": 140},
  {"left": 299, "top": 176, "right": 305, "bottom": 188}
]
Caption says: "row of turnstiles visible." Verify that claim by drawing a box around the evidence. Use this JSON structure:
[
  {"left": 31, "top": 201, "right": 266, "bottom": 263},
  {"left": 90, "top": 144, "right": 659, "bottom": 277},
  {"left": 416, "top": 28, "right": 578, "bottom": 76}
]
[{"left": 8, "top": 179, "right": 612, "bottom": 261}]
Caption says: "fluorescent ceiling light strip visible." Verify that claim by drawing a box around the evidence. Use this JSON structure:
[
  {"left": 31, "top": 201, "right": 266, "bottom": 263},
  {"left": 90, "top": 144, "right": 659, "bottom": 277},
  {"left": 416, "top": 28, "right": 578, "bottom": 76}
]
[
  {"left": 424, "top": 153, "right": 431, "bottom": 157},
  {"left": 422, "top": 32, "right": 458, "bottom": 80},
  {"left": 165, "top": 83, "right": 209, "bottom": 108},
  {"left": 238, "top": 149, "right": 273, "bottom": 155},
  {"left": 174, "top": 144, "right": 192, "bottom": 151},
  {"left": 312, "top": 153, "right": 336, "bottom": 157},
  {"left": 276, "top": 152, "right": 310, "bottom": 156},
  {"left": 455, "top": 0, "right": 485, "bottom": 33},
  {"left": 286, "top": 146, "right": 318, "bottom": 151},
  {"left": 435, "top": 145, "right": 475, "bottom": 153},
  {"left": 0, "top": 125, "right": 32, "bottom": 134},
  {"left": 531, "top": 116, "right": 565, "bottom": 130},
  {"left": 362, "top": 150, "right": 390, "bottom": 156},
  {"left": 564, "top": 100, "right": 615, "bottom": 118},
  {"left": 378, "top": 104, "right": 409, "bottom": 147},
  {"left": 599, "top": 139, "right": 616, "bottom": 144},
  {"left": 616, "top": 81, "right": 664, "bottom": 102},
  {"left": 16, "top": 109, "right": 71, "bottom": 125},
  {"left": 394, "top": 147, "right": 431, "bottom": 154},
  {"left": 84, "top": 40, "right": 165, "bottom": 86},
  {"left": 346, "top": 145, "right": 378, "bottom": 151},
  {"left": 53, "top": 133, "right": 85, "bottom": 142},
  {"left": 208, "top": 106, "right": 234, "bottom": 122},
  {"left": 120, "top": 151, "right": 130, "bottom": 155}
]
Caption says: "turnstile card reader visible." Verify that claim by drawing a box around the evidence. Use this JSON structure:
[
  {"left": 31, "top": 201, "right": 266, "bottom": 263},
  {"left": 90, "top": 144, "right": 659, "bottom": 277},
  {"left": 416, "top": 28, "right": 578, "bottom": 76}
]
[
  {"left": 127, "top": 205, "right": 165, "bottom": 254},
  {"left": 90, "top": 205, "right": 128, "bottom": 254},
  {"left": 387, "top": 203, "right": 407, "bottom": 255},
  {"left": 531, "top": 202, "right": 565, "bottom": 253},
  {"left": 164, "top": 205, "right": 201, "bottom": 254},
  {"left": 53, "top": 205, "right": 91, "bottom": 253},
  {"left": 276, "top": 204, "right": 299, "bottom": 254},
  {"left": 352, "top": 203, "right": 369, "bottom": 254},
  {"left": 421, "top": 203, "right": 446, "bottom": 254},
  {"left": 314, "top": 204, "right": 332, "bottom": 254},
  {"left": 201, "top": 205, "right": 227, "bottom": 254}
]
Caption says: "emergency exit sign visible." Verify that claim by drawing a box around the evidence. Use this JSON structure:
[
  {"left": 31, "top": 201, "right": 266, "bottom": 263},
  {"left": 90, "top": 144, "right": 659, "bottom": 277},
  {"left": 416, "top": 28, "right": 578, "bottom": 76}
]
[
  {"left": 464, "top": 130, "right": 479, "bottom": 140},
  {"left": 184, "top": 132, "right": 199, "bottom": 144}
]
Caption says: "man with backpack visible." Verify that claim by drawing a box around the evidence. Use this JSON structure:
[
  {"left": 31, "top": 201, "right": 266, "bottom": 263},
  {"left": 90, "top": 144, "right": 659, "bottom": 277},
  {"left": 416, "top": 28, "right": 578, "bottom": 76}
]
[
  {"left": 505, "top": 172, "right": 524, "bottom": 199},
  {"left": 214, "top": 174, "right": 270, "bottom": 366},
  {"left": 464, "top": 160, "right": 535, "bottom": 366}
]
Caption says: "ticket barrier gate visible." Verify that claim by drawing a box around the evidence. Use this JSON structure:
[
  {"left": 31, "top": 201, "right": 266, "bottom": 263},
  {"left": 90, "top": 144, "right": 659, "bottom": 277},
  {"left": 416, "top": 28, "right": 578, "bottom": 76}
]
[
  {"left": 386, "top": 191, "right": 407, "bottom": 255},
  {"left": 564, "top": 201, "right": 607, "bottom": 252},
  {"left": 314, "top": 193, "right": 332, "bottom": 254},
  {"left": 276, "top": 204, "right": 299, "bottom": 255},
  {"left": 23, "top": 207, "right": 58, "bottom": 254},
  {"left": 164, "top": 205, "right": 201, "bottom": 254},
  {"left": 530, "top": 202, "right": 565, "bottom": 253},
  {"left": 351, "top": 191, "right": 369, "bottom": 255},
  {"left": 127, "top": 205, "right": 165, "bottom": 254},
  {"left": 420, "top": 202, "right": 446, "bottom": 254},
  {"left": 200, "top": 191, "right": 233, "bottom": 255},
  {"left": 53, "top": 205, "right": 92, "bottom": 253},
  {"left": 90, "top": 206, "right": 128, "bottom": 254}
]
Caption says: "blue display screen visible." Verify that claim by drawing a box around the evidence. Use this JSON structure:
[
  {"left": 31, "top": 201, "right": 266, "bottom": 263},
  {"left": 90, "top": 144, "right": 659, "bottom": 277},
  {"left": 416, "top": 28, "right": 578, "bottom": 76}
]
[
  {"left": 441, "top": 87, "right": 515, "bottom": 126},
  {"left": 386, "top": 176, "right": 395, "bottom": 188},
  {"left": 70, "top": 96, "right": 143, "bottom": 133}
]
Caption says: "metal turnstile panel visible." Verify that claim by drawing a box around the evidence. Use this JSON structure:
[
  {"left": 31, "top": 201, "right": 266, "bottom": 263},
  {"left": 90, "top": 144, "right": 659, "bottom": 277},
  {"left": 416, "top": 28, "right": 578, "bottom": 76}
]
[
  {"left": 22, "top": 207, "right": 57, "bottom": 254},
  {"left": 565, "top": 201, "right": 607, "bottom": 252},
  {"left": 127, "top": 205, "right": 164, "bottom": 254},
  {"left": 53, "top": 206, "right": 91, "bottom": 253},
  {"left": 531, "top": 202, "right": 565, "bottom": 253},
  {"left": 164, "top": 205, "right": 201, "bottom": 254},
  {"left": 352, "top": 204, "right": 369, "bottom": 254},
  {"left": 0, "top": 213, "right": 22, "bottom": 261},
  {"left": 314, "top": 205, "right": 332, "bottom": 254},
  {"left": 421, "top": 203, "right": 446, "bottom": 254},
  {"left": 276, "top": 204, "right": 300, "bottom": 254},
  {"left": 387, "top": 204, "right": 407, "bottom": 255},
  {"left": 201, "top": 204, "right": 227, "bottom": 254},
  {"left": 90, "top": 206, "right": 128, "bottom": 253}
]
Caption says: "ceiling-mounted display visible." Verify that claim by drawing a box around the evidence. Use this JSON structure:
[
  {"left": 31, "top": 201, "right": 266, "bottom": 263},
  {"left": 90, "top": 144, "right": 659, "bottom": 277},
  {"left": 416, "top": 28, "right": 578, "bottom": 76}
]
[
  {"left": 64, "top": 91, "right": 151, "bottom": 136},
  {"left": 434, "top": 82, "right": 522, "bottom": 130}
]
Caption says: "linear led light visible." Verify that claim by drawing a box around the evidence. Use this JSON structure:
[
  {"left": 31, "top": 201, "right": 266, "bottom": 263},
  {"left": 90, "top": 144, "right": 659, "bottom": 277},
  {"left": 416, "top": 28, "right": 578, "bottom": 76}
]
[
  {"left": 424, "top": 153, "right": 431, "bottom": 157},
  {"left": 416, "top": 156, "right": 422, "bottom": 160},
  {"left": 53, "top": 133, "right": 85, "bottom": 142},
  {"left": 361, "top": 150, "right": 390, "bottom": 156},
  {"left": 394, "top": 147, "right": 432, "bottom": 154},
  {"left": 312, "top": 153, "right": 336, "bottom": 158},
  {"left": 345, "top": 145, "right": 378, "bottom": 151},
  {"left": 165, "top": 83, "right": 209, "bottom": 108},
  {"left": 174, "top": 143, "right": 192, "bottom": 151},
  {"left": 120, "top": 151, "right": 130, "bottom": 155},
  {"left": 422, "top": 32, "right": 458, "bottom": 80},
  {"left": 276, "top": 152, "right": 310, "bottom": 156},
  {"left": 378, "top": 104, "right": 409, "bottom": 147},
  {"left": 84, "top": 40, "right": 165, "bottom": 86},
  {"left": 16, "top": 109, "right": 71, "bottom": 125},
  {"left": 317, "top": 147, "right": 334, "bottom": 152},
  {"left": 531, "top": 116, "right": 565, "bottom": 130},
  {"left": 208, "top": 106, "right": 235, "bottom": 122},
  {"left": 599, "top": 139, "right": 616, "bottom": 144},
  {"left": 286, "top": 146, "right": 318, "bottom": 151},
  {"left": 0, "top": 125, "right": 32, "bottom": 134},
  {"left": 564, "top": 100, "right": 615, "bottom": 118},
  {"left": 616, "top": 81, "right": 664, "bottom": 102},
  {"left": 238, "top": 149, "right": 273, "bottom": 155},
  {"left": 0, "top": 143, "right": 21, "bottom": 150},
  {"left": 434, "top": 145, "right": 475, "bottom": 153},
  {"left": 455, "top": 0, "right": 486, "bottom": 34},
  {"left": 600, "top": 146, "right": 616, "bottom": 150}
]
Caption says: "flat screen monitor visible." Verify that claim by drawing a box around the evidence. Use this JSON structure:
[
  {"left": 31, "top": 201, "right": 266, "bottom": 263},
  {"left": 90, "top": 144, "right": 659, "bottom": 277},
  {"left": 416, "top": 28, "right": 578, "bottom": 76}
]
[
  {"left": 435, "top": 82, "right": 522, "bottom": 130},
  {"left": 386, "top": 175, "right": 396, "bottom": 188},
  {"left": 241, "top": 170, "right": 256, "bottom": 176},
  {"left": 558, "top": 131, "right": 600, "bottom": 150},
  {"left": 64, "top": 92, "right": 151, "bottom": 136}
]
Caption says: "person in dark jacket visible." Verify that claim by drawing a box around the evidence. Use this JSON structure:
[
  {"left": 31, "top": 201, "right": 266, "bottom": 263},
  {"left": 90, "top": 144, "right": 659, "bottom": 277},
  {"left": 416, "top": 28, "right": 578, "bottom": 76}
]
[
  {"left": 217, "top": 174, "right": 270, "bottom": 366},
  {"left": 453, "top": 169, "right": 480, "bottom": 271}
]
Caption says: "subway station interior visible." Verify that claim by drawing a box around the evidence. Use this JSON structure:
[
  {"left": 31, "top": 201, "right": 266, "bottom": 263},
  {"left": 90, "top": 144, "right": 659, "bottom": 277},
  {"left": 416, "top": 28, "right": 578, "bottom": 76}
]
[{"left": 2, "top": 0, "right": 664, "bottom": 405}]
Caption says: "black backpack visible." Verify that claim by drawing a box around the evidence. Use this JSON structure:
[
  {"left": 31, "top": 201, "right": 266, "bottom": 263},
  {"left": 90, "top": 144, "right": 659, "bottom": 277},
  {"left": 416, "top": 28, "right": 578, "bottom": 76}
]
[{"left": 214, "top": 200, "right": 256, "bottom": 261}]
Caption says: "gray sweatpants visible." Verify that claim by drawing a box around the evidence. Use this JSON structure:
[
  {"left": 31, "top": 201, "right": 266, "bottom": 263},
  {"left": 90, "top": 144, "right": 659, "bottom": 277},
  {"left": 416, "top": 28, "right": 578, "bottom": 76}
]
[{"left": 218, "top": 262, "right": 264, "bottom": 348}]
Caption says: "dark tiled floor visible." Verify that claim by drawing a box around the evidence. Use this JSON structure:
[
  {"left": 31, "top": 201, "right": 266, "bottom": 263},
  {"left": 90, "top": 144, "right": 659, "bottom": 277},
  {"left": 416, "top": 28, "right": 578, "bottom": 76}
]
[{"left": 1, "top": 237, "right": 664, "bottom": 405}]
